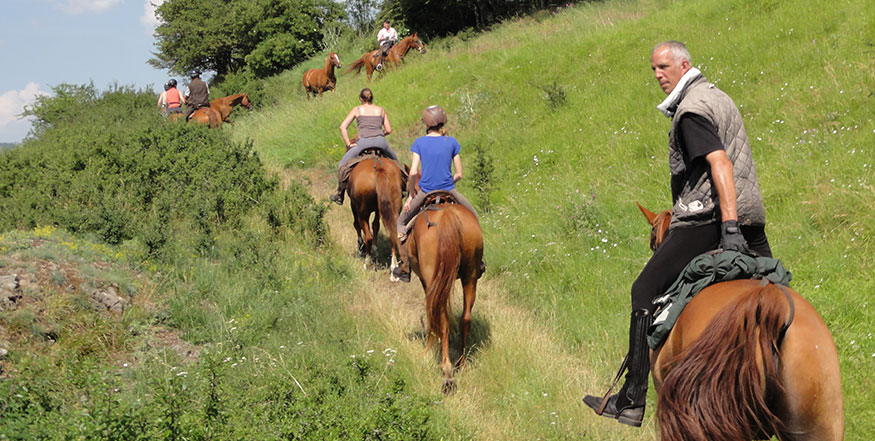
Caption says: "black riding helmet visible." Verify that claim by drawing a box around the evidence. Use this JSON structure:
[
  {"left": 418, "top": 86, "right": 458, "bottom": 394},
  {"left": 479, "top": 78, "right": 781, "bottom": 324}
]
[
  {"left": 422, "top": 105, "right": 447, "bottom": 129},
  {"left": 167, "top": 78, "right": 177, "bottom": 87},
  {"left": 189, "top": 70, "right": 201, "bottom": 78}
]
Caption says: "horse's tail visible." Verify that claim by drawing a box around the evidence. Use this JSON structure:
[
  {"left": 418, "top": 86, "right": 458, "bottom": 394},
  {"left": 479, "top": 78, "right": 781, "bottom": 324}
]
[
  {"left": 346, "top": 57, "right": 366, "bottom": 75},
  {"left": 375, "top": 162, "right": 401, "bottom": 252},
  {"left": 425, "top": 209, "right": 463, "bottom": 343},
  {"left": 657, "top": 283, "right": 788, "bottom": 441}
]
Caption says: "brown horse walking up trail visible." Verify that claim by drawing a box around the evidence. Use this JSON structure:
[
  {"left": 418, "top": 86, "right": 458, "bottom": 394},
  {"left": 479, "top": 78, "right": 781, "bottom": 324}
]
[
  {"left": 346, "top": 34, "right": 426, "bottom": 82},
  {"left": 302, "top": 53, "right": 342, "bottom": 99},
  {"left": 169, "top": 93, "right": 251, "bottom": 128},
  {"left": 347, "top": 152, "right": 405, "bottom": 267},
  {"left": 636, "top": 204, "right": 843, "bottom": 441},
  {"left": 405, "top": 188, "right": 484, "bottom": 394},
  {"left": 209, "top": 93, "right": 251, "bottom": 125}
]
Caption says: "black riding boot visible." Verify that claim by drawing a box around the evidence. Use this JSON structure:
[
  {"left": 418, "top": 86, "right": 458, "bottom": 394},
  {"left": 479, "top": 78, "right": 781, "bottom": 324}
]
[
  {"left": 583, "top": 309, "right": 652, "bottom": 427},
  {"left": 330, "top": 181, "right": 346, "bottom": 205},
  {"left": 391, "top": 234, "right": 411, "bottom": 282}
]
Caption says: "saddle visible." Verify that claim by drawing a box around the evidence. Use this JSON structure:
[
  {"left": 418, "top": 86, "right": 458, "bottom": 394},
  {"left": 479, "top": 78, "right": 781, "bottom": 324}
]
[
  {"left": 647, "top": 250, "right": 794, "bottom": 349},
  {"left": 338, "top": 149, "right": 408, "bottom": 196},
  {"left": 405, "top": 191, "right": 459, "bottom": 232},
  {"left": 421, "top": 190, "right": 458, "bottom": 208}
]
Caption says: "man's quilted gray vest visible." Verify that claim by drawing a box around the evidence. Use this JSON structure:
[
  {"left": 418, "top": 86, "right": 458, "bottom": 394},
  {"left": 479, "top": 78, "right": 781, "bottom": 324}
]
[{"left": 667, "top": 75, "right": 766, "bottom": 230}]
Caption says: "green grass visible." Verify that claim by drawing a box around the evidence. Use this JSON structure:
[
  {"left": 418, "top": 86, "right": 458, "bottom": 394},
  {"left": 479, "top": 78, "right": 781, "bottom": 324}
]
[
  {"left": 231, "top": 0, "right": 874, "bottom": 438},
  {"left": 1, "top": 0, "right": 872, "bottom": 438}
]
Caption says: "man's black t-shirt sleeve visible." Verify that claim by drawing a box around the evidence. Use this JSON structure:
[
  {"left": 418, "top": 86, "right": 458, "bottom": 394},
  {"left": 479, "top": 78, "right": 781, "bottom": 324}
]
[
  {"left": 678, "top": 113, "right": 723, "bottom": 161},
  {"left": 671, "top": 113, "right": 724, "bottom": 203}
]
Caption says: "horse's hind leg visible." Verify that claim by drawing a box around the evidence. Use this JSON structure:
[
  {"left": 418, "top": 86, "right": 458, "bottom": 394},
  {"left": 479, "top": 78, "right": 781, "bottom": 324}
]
[
  {"left": 352, "top": 209, "right": 367, "bottom": 258},
  {"left": 439, "top": 311, "right": 456, "bottom": 395},
  {"left": 372, "top": 211, "right": 381, "bottom": 259},
  {"left": 456, "top": 277, "right": 478, "bottom": 368}
]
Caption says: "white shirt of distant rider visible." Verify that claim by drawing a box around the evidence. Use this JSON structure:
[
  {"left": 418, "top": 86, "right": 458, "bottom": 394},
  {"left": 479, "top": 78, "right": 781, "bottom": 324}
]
[{"left": 378, "top": 27, "right": 398, "bottom": 44}]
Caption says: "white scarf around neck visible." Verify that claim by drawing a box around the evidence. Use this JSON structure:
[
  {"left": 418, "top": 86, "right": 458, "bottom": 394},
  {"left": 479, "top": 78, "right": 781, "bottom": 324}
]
[{"left": 656, "top": 67, "right": 701, "bottom": 118}]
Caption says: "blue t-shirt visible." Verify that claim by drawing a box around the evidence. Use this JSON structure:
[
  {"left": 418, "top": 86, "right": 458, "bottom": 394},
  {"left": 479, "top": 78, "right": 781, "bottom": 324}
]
[{"left": 410, "top": 135, "right": 461, "bottom": 193}]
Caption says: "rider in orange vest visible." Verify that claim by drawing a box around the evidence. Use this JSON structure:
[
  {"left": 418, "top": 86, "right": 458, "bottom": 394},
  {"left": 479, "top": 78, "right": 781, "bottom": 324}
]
[{"left": 163, "top": 79, "right": 184, "bottom": 116}]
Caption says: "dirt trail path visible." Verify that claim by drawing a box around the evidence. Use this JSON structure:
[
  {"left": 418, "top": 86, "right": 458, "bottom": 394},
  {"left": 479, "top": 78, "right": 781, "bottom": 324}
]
[{"left": 290, "top": 168, "right": 657, "bottom": 440}]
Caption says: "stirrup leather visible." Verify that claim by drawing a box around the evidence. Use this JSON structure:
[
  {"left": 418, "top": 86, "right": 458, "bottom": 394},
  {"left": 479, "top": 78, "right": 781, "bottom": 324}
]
[{"left": 594, "top": 353, "right": 630, "bottom": 415}]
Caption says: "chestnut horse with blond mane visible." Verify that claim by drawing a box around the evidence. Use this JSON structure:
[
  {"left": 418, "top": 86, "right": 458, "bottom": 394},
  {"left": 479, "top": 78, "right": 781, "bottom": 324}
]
[
  {"left": 404, "top": 176, "right": 484, "bottom": 394},
  {"left": 637, "top": 204, "right": 843, "bottom": 440},
  {"left": 347, "top": 151, "right": 406, "bottom": 267},
  {"left": 302, "top": 53, "right": 342, "bottom": 99},
  {"left": 346, "top": 34, "right": 426, "bottom": 81}
]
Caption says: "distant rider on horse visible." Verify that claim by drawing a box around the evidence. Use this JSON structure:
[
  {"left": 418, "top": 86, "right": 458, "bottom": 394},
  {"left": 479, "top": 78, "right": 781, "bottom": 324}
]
[
  {"left": 183, "top": 70, "right": 210, "bottom": 121},
  {"left": 391, "top": 105, "right": 479, "bottom": 282},
  {"left": 331, "top": 88, "right": 400, "bottom": 205},
  {"left": 375, "top": 20, "right": 398, "bottom": 72},
  {"left": 159, "top": 79, "right": 184, "bottom": 116},
  {"left": 582, "top": 40, "right": 773, "bottom": 427}
]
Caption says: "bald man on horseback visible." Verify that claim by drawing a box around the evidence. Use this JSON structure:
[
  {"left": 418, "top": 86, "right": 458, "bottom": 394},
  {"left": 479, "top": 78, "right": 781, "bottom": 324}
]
[{"left": 583, "top": 41, "right": 772, "bottom": 427}]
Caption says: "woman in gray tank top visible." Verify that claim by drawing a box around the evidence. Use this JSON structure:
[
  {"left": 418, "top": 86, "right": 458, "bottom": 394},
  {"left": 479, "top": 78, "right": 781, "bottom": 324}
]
[{"left": 331, "top": 88, "right": 399, "bottom": 204}]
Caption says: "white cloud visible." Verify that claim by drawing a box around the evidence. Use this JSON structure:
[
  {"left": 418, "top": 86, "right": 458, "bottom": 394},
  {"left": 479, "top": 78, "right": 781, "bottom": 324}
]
[
  {"left": 57, "top": 0, "right": 122, "bottom": 15},
  {"left": 0, "top": 83, "right": 50, "bottom": 143},
  {"left": 141, "top": 0, "right": 165, "bottom": 30}
]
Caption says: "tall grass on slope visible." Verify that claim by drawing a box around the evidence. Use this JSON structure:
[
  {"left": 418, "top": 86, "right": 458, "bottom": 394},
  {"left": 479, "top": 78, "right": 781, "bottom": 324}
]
[{"left": 235, "top": 0, "right": 873, "bottom": 438}]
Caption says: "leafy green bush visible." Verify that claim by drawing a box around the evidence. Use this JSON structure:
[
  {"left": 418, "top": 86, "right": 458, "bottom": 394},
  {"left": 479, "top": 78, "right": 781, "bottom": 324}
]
[{"left": 0, "top": 84, "right": 321, "bottom": 261}]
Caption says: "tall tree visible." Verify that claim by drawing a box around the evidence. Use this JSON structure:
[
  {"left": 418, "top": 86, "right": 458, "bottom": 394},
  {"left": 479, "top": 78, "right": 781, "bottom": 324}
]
[{"left": 149, "top": 0, "right": 345, "bottom": 79}]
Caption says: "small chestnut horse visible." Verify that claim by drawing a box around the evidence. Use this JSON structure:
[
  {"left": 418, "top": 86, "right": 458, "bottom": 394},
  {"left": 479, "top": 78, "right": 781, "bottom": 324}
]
[
  {"left": 172, "top": 94, "right": 251, "bottom": 127},
  {"left": 405, "top": 181, "right": 484, "bottom": 394},
  {"left": 347, "top": 152, "right": 405, "bottom": 266},
  {"left": 346, "top": 34, "right": 426, "bottom": 82},
  {"left": 637, "top": 204, "right": 843, "bottom": 440},
  {"left": 302, "top": 53, "right": 342, "bottom": 99},
  {"left": 209, "top": 93, "right": 251, "bottom": 125}
]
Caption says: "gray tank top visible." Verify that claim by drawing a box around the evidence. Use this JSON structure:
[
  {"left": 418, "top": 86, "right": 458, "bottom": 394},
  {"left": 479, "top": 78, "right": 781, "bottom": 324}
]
[{"left": 356, "top": 109, "right": 384, "bottom": 138}]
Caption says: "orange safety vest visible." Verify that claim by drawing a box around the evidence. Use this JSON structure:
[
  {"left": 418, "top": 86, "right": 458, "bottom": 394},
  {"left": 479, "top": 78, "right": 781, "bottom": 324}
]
[{"left": 165, "top": 88, "right": 182, "bottom": 108}]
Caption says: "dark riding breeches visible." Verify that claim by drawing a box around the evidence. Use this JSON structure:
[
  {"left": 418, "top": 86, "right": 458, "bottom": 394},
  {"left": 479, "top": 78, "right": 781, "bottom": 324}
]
[{"left": 631, "top": 223, "right": 771, "bottom": 312}]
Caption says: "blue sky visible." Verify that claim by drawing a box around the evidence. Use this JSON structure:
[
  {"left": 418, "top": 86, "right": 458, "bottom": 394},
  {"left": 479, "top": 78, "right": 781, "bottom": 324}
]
[{"left": 0, "top": 0, "right": 169, "bottom": 143}]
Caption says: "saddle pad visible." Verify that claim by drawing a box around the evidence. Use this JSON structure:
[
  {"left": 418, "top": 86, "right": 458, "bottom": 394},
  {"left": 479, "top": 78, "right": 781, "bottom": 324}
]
[{"left": 647, "top": 250, "right": 792, "bottom": 349}]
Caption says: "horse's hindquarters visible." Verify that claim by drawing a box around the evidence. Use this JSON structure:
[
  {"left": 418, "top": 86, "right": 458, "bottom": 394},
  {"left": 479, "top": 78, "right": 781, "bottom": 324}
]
[
  {"left": 774, "top": 291, "right": 844, "bottom": 440},
  {"left": 654, "top": 281, "right": 844, "bottom": 441}
]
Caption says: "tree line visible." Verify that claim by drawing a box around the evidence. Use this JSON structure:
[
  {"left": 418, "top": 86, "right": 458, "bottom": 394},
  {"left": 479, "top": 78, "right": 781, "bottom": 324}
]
[{"left": 149, "top": 0, "right": 579, "bottom": 81}]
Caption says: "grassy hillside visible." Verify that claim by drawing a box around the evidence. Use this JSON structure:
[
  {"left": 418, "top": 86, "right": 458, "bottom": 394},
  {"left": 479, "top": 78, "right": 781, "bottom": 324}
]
[
  {"left": 1, "top": 0, "right": 871, "bottom": 439},
  {"left": 231, "top": 0, "right": 874, "bottom": 438}
]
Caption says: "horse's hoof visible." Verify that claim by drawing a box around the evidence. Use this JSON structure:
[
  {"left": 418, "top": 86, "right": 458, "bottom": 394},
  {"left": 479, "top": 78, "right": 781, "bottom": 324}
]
[{"left": 441, "top": 378, "right": 457, "bottom": 395}]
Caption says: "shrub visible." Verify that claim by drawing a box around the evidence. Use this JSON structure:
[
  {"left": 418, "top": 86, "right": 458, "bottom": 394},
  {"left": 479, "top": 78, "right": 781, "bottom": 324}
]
[{"left": 0, "top": 84, "right": 278, "bottom": 260}]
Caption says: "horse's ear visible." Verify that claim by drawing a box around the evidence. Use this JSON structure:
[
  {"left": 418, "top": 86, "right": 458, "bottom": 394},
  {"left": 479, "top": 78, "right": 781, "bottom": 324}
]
[
  {"left": 636, "top": 202, "right": 658, "bottom": 225},
  {"left": 404, "top": 164, "right": 410, "bottom": 173}
]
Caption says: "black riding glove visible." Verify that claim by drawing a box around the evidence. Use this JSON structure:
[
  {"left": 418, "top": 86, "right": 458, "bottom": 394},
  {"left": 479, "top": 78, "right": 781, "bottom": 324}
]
[{"left": 720, "top": 220, "right": 751, "bottom": 254}]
